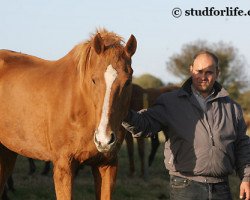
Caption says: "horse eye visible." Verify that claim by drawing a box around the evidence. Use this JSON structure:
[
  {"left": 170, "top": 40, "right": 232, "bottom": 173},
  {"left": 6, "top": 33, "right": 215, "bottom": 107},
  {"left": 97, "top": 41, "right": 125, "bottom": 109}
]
[{"left": 92, "top": 79, "right": 96, "bottom": 84}]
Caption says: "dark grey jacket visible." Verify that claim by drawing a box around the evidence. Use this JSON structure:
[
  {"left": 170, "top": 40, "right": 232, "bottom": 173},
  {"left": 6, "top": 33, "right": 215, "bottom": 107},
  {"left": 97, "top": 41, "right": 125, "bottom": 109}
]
[{"left": 123, "top": 78, "right": 250, "bottom": 183}]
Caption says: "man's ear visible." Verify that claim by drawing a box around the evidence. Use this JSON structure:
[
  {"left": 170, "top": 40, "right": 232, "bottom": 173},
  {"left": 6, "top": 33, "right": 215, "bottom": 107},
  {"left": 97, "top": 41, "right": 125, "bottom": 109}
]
[
  {"left": 189, "top": 65, "right": 193, "bottom": 73},
  {"left": 216, "top": 68, "right": 220, "bottom": 78}
]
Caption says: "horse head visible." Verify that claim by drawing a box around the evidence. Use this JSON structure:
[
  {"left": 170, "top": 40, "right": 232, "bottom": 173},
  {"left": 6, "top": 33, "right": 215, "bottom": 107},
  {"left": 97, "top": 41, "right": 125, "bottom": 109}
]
[{"left": 78, "top": 29, "right": 137, "bottom": 153}]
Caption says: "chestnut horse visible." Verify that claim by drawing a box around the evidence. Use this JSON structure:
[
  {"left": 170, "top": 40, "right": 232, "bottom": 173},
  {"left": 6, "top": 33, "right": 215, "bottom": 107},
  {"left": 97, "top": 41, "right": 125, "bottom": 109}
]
[
  {"left": 0, "top": 29, "right": 137, "bottom": 200},
  {"left": 124, "top": 83, "right": 179, "bottom": 178}
]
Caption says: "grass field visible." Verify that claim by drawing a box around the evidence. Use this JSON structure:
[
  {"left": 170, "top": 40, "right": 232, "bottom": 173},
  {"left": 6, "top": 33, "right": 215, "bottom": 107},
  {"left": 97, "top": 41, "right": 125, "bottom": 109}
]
[{"left": 7, "top": 136, "right": 242, "bottom": 200}]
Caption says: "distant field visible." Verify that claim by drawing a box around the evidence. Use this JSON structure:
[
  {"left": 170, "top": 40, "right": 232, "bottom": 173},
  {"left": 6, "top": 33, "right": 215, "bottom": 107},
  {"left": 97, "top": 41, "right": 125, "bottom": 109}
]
[{"left": 7, "top": 136, "right": 241, "bottom": 200}]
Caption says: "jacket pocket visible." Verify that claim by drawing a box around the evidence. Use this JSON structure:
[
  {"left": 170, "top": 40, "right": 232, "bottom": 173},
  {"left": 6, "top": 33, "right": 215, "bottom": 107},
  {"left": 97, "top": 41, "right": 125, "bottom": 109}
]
[
  {"left": 205, "top": 146, "right": 234, "bottom": 176},
  {"left": 164, "top": 142, "right": 177, "bottom": 171},
  {"left": 218, "top": 146, "right": 235, "bottom": 172}
]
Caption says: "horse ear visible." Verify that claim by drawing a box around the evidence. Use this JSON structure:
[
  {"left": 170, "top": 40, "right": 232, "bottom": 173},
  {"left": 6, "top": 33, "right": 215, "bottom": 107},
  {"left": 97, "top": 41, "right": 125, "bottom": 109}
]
[
  {"left": 125, "top": 34, "right": 137, "bottom": 57},
  {"left": 93, "top": 33, "right": 105, "bottom": 54}
]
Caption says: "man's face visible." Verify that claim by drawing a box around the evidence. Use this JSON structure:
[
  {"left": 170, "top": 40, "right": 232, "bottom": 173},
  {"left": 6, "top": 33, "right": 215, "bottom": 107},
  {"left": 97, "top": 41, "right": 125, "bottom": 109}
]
[{"left": 190, "top": 54, "right": 219, "bottom": 97}]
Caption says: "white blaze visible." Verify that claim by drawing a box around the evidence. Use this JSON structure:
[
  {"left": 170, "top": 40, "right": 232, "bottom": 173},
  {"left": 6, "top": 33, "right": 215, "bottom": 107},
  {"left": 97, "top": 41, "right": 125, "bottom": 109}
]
[{"left": 96, "top": 64, "right": 117, "bottom": 144}]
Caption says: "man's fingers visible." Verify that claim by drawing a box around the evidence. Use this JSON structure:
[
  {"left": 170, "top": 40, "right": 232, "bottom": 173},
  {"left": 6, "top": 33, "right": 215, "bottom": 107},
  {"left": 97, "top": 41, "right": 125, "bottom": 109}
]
[{"left": 239, "top": 185, "right": 245, "bottom": 199}]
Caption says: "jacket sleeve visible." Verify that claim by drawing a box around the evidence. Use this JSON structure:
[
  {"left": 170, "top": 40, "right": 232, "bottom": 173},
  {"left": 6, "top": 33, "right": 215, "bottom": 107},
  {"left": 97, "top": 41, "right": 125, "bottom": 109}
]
[
  {"left": 234, "top": 104, "right": 250, "bottom": 182},
  {"left": 122, "top": 94, "right": 168, "bottom": 137}
]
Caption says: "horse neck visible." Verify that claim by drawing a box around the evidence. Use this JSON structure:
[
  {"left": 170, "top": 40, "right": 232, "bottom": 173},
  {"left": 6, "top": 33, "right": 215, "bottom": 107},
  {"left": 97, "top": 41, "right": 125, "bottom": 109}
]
[{"left": 54, "top": 52, "right": 96, "bottom": 124}]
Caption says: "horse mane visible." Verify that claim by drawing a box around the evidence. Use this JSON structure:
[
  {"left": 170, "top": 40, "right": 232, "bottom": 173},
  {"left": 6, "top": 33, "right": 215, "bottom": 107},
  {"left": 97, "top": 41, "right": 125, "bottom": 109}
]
[{"left": 72, "top": 28, "right": 125, "bottom": 78}]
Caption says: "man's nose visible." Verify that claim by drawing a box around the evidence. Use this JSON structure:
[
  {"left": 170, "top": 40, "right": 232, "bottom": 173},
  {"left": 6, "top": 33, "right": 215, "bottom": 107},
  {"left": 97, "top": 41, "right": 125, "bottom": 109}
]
[{"left": 200, "top": 73, "right": 208, "bottom": 79}]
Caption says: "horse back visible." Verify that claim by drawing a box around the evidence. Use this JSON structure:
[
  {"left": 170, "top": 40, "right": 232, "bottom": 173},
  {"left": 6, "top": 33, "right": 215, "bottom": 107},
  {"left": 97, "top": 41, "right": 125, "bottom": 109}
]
[{"left": 0, "top": 49, "right": 50, "bottom": 69}]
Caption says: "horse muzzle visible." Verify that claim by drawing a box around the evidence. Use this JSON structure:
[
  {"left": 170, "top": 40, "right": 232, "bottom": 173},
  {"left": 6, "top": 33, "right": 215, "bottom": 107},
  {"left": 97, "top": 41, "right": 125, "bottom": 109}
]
[{"left": 94, "top": 130, "right": 117, "bottom": 153}]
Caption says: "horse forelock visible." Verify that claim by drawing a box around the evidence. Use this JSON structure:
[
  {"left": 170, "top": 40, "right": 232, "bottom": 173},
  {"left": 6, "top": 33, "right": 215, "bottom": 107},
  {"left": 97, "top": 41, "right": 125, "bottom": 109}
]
[
  {"left": 93, "top": 28, "right": 125, "bottom": 47},
  {"left": 72, "top": 29, "right": 125, "bottom": 83}
]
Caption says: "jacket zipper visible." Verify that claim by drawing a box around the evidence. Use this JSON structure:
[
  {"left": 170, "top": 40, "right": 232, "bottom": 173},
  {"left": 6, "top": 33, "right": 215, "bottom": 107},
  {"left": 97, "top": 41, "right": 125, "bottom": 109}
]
[
  {"left": 189, "top": 95, "right": 215, "bottom": 146},
  {"left": 204, "top": 109, "right": 215, "bottom": 146}
]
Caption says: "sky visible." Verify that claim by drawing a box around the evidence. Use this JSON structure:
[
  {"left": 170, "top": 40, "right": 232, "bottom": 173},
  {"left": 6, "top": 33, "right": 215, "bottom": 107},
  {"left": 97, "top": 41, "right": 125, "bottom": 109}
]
[{"left": 1, "top": 0, "right": 250, "bottom": 85}]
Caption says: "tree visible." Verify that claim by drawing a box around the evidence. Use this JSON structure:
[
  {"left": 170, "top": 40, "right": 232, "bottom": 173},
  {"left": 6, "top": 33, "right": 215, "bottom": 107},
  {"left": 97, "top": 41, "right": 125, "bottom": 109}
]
[
  {"left": 238, "top": 90, "right": 250, "bottom": 113},
  {"left": 166, "top": 40, "right": 248, "bottom": 94},
  {"left": 132, "top": 73, "right": 164, "bottom": 89}
]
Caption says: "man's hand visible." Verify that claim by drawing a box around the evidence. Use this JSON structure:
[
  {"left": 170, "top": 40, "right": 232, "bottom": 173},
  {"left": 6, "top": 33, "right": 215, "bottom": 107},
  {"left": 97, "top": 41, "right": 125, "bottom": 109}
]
[{"left": 240, "top": 181, "right": 250, "bottom": 200}]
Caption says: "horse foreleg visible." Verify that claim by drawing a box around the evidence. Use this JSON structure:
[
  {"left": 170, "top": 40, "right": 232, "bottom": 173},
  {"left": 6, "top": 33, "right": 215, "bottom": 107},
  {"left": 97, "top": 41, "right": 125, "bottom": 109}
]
[
  {"left": 41, "top": 161, "right": 51, "bottom": 175},
  {"left": 125, "top": 131, "right": 135, "bottom": 176},
  {"left": 6, "top": 175, "right": 14, "bottom": 192},
  {"left": 137, "top": 137, "right": 148, "bottom": 179},
  {"left": 53, "top": 158, "right": 75, "bottom": 200},
  {"left": 28, "top": 158, "right": 36, "bottom": 175},
  {"left": 91, "top": 159, "right": 118, "bottom": 200},
  {"left": 0, "top": 145, "right": 17, "bottom": 196},
  {"left": 148, "top": 134, "right": 160, "bottom": 167},
  {"left": 1, "top": 185, "right": 10, "bottom": 200}
]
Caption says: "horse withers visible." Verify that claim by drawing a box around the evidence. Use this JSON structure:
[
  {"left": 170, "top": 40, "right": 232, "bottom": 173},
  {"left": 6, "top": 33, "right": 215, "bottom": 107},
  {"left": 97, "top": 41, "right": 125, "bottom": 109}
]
[{"left": 0, "top": 29, "right": 137, "bottom": 200}]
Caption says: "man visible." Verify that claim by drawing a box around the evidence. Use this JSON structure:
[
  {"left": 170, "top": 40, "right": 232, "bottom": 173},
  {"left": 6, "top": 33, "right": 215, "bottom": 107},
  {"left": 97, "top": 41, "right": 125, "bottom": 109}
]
[{"left": 122, "top": 51, "right": 250, "bottom": 200}]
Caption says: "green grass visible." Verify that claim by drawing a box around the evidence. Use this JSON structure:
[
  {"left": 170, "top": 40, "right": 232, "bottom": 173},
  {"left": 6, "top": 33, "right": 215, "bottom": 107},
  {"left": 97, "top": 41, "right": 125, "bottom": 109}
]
[{"left": 7, "top": 137, "right": 241, "bottom": 200}]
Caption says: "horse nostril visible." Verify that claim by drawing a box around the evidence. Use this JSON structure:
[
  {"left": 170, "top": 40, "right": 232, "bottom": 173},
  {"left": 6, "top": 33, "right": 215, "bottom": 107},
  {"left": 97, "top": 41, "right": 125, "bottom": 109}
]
[{"left": 108, "top": 133, "right": 116, "bottom": 145}]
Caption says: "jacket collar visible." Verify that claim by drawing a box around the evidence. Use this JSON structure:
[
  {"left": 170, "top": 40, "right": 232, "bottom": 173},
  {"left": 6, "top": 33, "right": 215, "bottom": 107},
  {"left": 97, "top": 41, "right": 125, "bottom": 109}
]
[{"left": 177, "top": 77, "right": 229, "bottom": 99}]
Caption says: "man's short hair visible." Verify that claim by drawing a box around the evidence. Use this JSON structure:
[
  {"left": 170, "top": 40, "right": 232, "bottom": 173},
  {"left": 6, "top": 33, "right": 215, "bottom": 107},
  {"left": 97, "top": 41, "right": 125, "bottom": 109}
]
[{"left": 192, "top": 50, "right": 219, "bottom": 68}]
